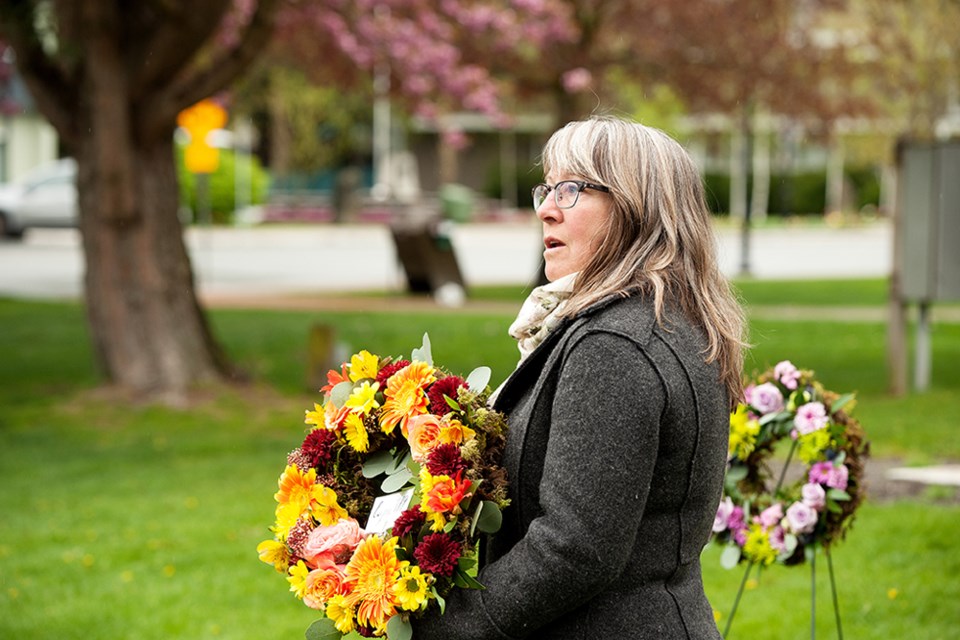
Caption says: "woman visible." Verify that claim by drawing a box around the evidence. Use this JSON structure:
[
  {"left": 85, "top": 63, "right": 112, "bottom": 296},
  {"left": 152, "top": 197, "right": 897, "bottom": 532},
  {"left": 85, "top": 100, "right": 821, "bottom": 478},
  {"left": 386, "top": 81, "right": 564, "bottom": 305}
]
[{"left": 416, "top": 116, "right": 746, "bottom": 639}]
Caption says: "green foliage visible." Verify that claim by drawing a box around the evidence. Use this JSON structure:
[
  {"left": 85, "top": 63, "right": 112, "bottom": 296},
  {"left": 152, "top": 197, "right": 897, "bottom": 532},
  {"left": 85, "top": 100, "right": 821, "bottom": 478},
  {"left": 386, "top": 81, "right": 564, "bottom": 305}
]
[
  {"left": 704, "top": 169, "right": 881, "bottom": 216},
  {"left": 483, "top": 160, "right": 543, "bottom": 209},
  {"left": 176, "top": 145, "right": 271, "bottom": 224},
  {"left": 0, "top": 289, "right": 958, "bottom": 639}
]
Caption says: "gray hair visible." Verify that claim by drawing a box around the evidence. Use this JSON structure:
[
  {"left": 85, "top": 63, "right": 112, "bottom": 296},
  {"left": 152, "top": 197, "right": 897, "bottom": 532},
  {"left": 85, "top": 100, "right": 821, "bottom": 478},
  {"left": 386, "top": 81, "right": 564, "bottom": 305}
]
[{"left": 542, "top": 116, "right": 746, "bottom": 403}]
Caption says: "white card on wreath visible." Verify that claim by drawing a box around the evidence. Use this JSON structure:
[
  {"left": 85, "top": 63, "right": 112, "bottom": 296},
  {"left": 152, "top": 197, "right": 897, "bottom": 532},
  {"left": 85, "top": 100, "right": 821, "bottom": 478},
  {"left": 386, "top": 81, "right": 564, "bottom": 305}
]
[{"left": 364, "top": 488, "right": 415, "bottom": 536}]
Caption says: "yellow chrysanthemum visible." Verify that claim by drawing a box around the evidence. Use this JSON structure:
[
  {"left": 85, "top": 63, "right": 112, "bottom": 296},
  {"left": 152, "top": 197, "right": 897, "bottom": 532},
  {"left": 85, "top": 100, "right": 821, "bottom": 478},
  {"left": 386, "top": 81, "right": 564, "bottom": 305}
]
[
  {"left": 344, "top": 536, "right": 405, "bottom": 630},
  {"left": 304, "top": 402, "right": 325, "bottom": 428},
  {"left": 395, "top": 565, "right": 430, "bottom": 611},
  {"left": 325, "top": 593, "right": 357, "bottom": 634},
  {"left": 257, "top": 539, "right": 290, "bottom": 573},
  {"left": 797, "top": 428, "right": 832, "bottom": 464},
  {"left": 728, "top": 404, "right": 761, "bottom": 460},
  {"left": 345, "top": 380, "right": 381, "bottom": 415},
  {"left": 743, "top": 524, "right": 778, "bottom": 566},
  {"left": 380, "top": 365, "right": 435, "bottom": 436},
  {"left": 287, "top": 560, "right": 310, "bottom": 599},
  {"left": 438, "top": 418, "right": 476, "bottom": 446},
  {"left": 312, "top": 485, "right": 349, "bottom": 526},
  {"left": 349, "top": 350, "right": 380, "bottom": 382},
  {"left": 344, "top": 412, "right": 370, "bottom": 454}
]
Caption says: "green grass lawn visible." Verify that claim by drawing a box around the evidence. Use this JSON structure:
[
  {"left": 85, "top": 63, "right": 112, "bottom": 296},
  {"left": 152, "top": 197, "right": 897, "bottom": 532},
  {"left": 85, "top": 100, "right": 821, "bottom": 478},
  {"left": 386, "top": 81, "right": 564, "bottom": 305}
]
[{"left": 1, "top": 286, "right": 959, "bottom": 639}]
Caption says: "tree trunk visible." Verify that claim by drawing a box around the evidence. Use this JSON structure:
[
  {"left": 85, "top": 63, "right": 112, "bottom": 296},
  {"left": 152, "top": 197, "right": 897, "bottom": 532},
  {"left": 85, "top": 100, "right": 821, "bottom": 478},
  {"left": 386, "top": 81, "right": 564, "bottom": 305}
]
[{"left": 77, "top": 138, "right": 233, "bottom": 400}]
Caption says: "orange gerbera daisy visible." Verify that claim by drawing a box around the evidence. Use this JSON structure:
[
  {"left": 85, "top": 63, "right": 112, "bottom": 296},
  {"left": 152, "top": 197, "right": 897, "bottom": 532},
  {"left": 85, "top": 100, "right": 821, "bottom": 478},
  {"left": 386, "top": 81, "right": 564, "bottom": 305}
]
[
  {"left": 344, "top": 536, "right": 405, "bottom": 630},
  {"left": 420, "top": 471, "right": 472, "bottom": 531},
  {"left": 379, "top": 361, "right": 436, "bottom": 436}
]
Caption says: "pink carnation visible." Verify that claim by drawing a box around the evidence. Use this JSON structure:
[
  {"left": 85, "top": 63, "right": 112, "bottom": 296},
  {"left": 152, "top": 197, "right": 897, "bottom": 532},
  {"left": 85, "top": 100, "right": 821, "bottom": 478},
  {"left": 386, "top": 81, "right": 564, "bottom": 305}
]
[
  {"left": 302, "top": 518, "right": 365, "bottom": 570},
  {"left": 774, "top": 360, "right": 801, "bottom": 390},
  {"left": 747, "top": 382, "right": 785, "bottom": 415},
  {"left": 794, "top": 402, "right": 828, "bottom": 435},
  {"left": 809, "top": 461, "right": 849, "bottom": 491},
  {"left": 756, "top": 503, "right": 784, "bottom": 529}
]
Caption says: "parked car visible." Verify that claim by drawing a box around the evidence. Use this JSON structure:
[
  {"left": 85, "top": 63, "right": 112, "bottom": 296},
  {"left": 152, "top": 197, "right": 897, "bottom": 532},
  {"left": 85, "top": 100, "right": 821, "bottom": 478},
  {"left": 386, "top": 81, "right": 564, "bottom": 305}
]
[{"left": 0, "top": 158, "right": 78, "bottom": 238}]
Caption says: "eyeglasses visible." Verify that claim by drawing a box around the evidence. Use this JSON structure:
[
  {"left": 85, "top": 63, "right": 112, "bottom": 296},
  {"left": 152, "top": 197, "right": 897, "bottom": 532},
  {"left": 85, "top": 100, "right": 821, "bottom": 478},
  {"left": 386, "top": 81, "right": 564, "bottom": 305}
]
[{"left": 532, "top": 180, "right": 610, "bottom": 211}]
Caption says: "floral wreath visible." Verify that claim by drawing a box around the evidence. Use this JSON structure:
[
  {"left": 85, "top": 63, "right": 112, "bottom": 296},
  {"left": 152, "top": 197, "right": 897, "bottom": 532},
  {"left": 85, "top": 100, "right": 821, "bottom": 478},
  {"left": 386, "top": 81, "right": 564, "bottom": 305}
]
[
  {"left": 257, "top": 336, "right": 509, "bottom": 638},
  {"left": 710, "top": 360, "right": 869, "bottom": 569}
]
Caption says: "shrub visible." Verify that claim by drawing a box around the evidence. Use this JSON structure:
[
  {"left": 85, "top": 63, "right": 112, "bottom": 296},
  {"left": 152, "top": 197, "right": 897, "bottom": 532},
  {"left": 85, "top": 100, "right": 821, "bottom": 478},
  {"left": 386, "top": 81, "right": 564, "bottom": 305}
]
[{"left": 177, "top": 146, "right": 271, "bottom": 224}]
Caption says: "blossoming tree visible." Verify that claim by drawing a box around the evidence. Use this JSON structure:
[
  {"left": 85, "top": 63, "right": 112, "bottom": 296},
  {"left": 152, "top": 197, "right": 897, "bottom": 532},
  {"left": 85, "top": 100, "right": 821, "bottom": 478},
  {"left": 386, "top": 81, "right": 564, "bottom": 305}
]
[{"left": 0, "top": 0, "right": 566, "bottom": 400}]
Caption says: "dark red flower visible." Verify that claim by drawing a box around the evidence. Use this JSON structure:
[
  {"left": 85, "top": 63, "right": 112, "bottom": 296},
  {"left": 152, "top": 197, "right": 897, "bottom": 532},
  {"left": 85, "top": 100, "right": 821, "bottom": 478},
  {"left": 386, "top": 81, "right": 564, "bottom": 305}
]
[
  {"left": 425, "top": 443, "right": 470, "bottom": 477},
  {"left": 376, "top": 359, "right": 411, "bottom": 387},
  {"left": 414, "top": 533, "right": 462, "bottom": 577},
  {"left": 427, "top": 375, "right": 466, "bottom": 415},
  {"left": 391, "top": 508, "right": 426, "bottom": 539},
  {"left": 301, "top": 428, "right": 336, "bottom": 468}
]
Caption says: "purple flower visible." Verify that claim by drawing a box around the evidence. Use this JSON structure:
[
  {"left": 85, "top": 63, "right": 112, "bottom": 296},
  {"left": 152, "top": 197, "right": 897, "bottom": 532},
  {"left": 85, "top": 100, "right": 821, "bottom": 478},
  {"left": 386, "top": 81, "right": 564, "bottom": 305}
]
[
  {"left": 809, "top": 461, "right": 849, "bottom": 491},
  {"left": 801, "top": 482, "right": 827, "bottom": 511},
  {"left": 774, "top": 360, "right": 801, "bottom": 390},
  {"left": 728, "top": 506, "right": 746, "bottom": 533},
  {"left": 748, "top": 382, "right": 785, "bottom": 415},
  {"left": 786, "top": 501, "right": 818, "bottom": 534},
  {"left": 756, "top": 503, "right": 784, "bottom": 529},
  {"left": 713, "top": 497, "right": 734, "bottom": 533},
  {"left": 794, "top": 402, "right": 828, "bottom": 435}
]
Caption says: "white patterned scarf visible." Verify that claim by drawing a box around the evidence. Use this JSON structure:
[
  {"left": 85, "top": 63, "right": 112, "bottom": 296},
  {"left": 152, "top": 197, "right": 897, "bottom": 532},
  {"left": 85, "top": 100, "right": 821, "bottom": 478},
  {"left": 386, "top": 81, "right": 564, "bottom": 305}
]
[{"left": 508, "top": 271, "right": 578, "bottom": 366}]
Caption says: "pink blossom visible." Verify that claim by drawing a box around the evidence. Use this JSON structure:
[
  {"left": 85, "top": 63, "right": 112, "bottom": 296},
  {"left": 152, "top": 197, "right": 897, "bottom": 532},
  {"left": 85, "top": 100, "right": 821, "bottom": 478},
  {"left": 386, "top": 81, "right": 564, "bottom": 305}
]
[
  {"left": 786, "top": 501, "right": 818, "bottom": 534},
  {"left": 809, "top": 461, "right": 849, "bottom": 491},
  {"left": 747, "top": 382, "right": 785, "bottom": 415},
  {"left": 801, "top": 482, "right": 827, "bottom": 510},
  {"left": 302, "top": 518, "right": 365, "bottom": 570},
  {"left": 794, "top": 402, "right": 828, "bottom": 435},
  {"left": 756, "top": 503, "right": 784, "bottom": 529},
  {"left": 562, "top": 67, "right": 593, "bottom": 93},
  {"left": 774, "top": 360, "right": 801, "bottom": 390},
  {"left": 728, "top": 506, "right": 746, "bottom": 533},
  {"left": 713, "top": 497, "right": 734, "bottom": 533}
]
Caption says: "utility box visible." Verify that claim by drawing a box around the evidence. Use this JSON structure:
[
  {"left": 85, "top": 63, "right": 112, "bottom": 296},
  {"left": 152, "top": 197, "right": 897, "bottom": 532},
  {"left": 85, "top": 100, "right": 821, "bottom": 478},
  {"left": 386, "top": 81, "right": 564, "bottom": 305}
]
[{"left": 898, "top": 141, "right": 960, "bottom": 302}]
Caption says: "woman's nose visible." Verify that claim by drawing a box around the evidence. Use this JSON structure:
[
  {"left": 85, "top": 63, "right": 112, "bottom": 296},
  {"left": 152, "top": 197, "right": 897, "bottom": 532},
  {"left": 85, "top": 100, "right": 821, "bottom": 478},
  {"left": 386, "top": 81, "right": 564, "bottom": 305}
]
[{"left": 536, "top": 198, "right": 561, "bottom": 223}]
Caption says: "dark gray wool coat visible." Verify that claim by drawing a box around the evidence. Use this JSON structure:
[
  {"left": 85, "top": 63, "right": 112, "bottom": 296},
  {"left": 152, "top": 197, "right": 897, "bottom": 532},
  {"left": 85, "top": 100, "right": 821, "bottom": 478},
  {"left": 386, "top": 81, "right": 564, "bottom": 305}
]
[{"left": 415, "top": 293, "right": 729, "bottom": 639}]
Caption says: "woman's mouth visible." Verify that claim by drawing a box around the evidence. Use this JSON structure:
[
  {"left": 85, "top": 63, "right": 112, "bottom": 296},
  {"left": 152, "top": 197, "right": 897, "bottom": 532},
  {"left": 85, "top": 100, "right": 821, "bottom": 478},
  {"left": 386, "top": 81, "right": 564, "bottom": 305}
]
[{"left": 544, "top": 237, "right": 564, "bottom": 250}]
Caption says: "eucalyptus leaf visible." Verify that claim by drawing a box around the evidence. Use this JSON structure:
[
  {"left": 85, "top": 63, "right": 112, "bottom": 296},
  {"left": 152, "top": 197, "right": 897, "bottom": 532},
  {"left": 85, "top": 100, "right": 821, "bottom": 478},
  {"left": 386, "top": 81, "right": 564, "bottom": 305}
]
[
  {"left": 759, "top": 410, "right": 792, "bottom": 426},
  {"left": 457, "top": 554, "right": 478, "bottom": 574},
  {"left": 831, "top": 393, "right": 855, "bottom": 413},
  {"left": 443, "top": 518, "right": 458, "bottom": 533},
  {"left": 827, "top": 488, "right": 852, "bottom": 502},
  {"left": 726, "top": 465, "right": 749, "bottom": 482},
  {"left": 435, "top": 591, "right": 446, "bottom": 615},
  {"left": 720, "top": 544, "right": 741, "bottom": 570},
  {"left": 453, "top": 567, "right": 485, "bottom": 590},
  {"left": 411, "top": 333, "right": 433, "bottom": 365},
  {"left": 475, "top": 500, "right": 503, "bottom": 534},
  {"left": 305, "top": 618, "right": 342, "bottom": 640},
  {"left": 465, "top": 366, "right": 491, "bottom": 393},
  {"left": 362, "top": 450, "right": 394, "bottom": 478},
  {"left": 330, "top": 381, "right": 355, "bottom": 408},
  {"left": 388, "top": 450, "right": 410, "bottom": 475},
  {"left": 782, "top": 533, "right": 798, "bottom": 556},
  {"left": 386, "top": 615, "right": 412, "bottom": 640},
  {"left": 833, "top": 451, "right": 847, "bottom": 466},
  {"left": 381, "top": 467, "right": 413, "bottom": 493}
]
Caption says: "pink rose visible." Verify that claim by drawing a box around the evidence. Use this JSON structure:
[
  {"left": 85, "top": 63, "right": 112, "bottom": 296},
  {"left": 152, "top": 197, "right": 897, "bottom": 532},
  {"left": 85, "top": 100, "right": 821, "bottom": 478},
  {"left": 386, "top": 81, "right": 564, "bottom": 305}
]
[
  {"left": 757, "top": 503, "right": 784, "bottom": 529},
  {"left": 801, "top": 482, "right": 827, "bottom": 510},
  {"left": 747, "top": 382, "right": 785, "bottom": 415},
  {"left": 794, "top": 402, "right": 828, "bottom": 435},
  {"left": 786, "top": 501, "right": 818, "bottom": 534},
  {"left": 713, "top": 497, "right": 734, "bottom": 533},
  {"left": 302, "top": 518, "right": 365, "bottom": 570},
  {"left": 774, "top": 360, "right": 801, "bottom": 390},
  {"left": 768, "top": 525, "right": 786, "bottom": 551}
]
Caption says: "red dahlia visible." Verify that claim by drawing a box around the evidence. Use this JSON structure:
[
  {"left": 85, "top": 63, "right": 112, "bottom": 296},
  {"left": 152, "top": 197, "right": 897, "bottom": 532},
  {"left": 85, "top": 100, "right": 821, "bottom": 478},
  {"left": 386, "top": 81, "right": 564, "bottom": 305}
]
[
  {"left": 376, "top": 359, "right": 411, "bottom": 386},
  {"left": 414, "top": 533, "right": 462, "bottom": 577},
  {"left": 301, "top": 428, "right": 336, "bottom": 468},
  {"left": 427, "top": 375, "right": 466, "bottom": 415},
  {"left": 391, "top": 508, "right": 426, "bottom": 539},
  {"left": 425, "top": 443, "right": 470, "bottom": 477}
]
